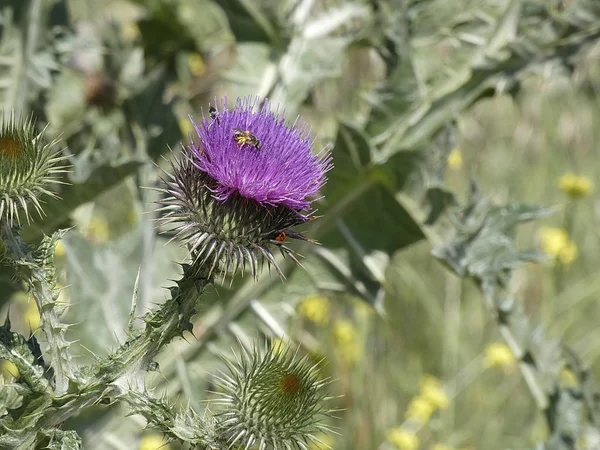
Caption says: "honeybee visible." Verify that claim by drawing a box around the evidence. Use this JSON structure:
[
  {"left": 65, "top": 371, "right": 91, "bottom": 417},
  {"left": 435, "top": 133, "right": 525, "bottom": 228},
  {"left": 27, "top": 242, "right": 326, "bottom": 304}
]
[{"left": 232, "top": 128, "right": 261, "bottom": 150}]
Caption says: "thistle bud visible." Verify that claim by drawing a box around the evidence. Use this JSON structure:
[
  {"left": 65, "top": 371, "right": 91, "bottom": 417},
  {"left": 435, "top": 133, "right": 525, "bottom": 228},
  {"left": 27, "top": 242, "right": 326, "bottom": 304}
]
[
  {"left": 0, "top": 113, "right": 66, "bottom": 225},
  {"left": 156, "top": 97, "right": 332, "bottom": 278},
  {"left": 213, "top": 343, "right": 332, "bottom": 450}
]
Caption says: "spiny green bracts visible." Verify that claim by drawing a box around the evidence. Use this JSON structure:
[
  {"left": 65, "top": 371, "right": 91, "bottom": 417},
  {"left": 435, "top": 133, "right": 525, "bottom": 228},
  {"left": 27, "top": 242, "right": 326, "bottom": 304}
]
[
  {"left": 0, "top": 113, "right": 67, "bottom": 225},
  {"left": 213, "top": 341, "right": 334, "bottom": 450}
]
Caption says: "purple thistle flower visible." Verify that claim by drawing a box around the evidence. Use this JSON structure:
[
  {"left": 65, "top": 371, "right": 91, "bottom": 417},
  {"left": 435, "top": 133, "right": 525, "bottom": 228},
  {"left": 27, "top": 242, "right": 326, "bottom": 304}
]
[
  {"left": 190, "top": 97, "right": 329, "bottom": 212},
  {"left": 156, "top": 97, "right": 332, "bottom": 279}
]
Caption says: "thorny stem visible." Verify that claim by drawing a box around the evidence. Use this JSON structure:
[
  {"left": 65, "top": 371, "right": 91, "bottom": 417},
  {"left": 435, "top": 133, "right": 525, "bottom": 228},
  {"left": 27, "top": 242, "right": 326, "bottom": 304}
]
[
  {"left": 94, "top": 262, "right": 213, "bottom": 392},
  {"left": 120, "top": 389, "right": 223, "bottom": 449},
  {"left": 0, "top": 223, "right": 215, "bottom": 446},
  {"left": 395, "top": 194, "right": 551, "bottom": 410},
  {"left": 1, "top": 221, "right": 75, "bottom": 395}
]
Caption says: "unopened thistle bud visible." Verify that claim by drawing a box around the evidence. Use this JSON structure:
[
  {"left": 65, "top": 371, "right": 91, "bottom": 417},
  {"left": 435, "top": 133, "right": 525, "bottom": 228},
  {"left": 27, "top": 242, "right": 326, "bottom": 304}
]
[
  {"left": 156, "top": 97, "right": 332, "bottom": 278},
  {"left": 213, "top": 343, "right": 333, "bottom": 450},
  {"left": 0, "top": 113, "right": 66, "bottom": 225}
]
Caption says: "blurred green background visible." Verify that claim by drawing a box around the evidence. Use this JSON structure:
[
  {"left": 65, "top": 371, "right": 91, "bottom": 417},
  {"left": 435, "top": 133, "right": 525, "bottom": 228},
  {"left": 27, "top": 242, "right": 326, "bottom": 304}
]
[{"left": 2, "top": 0, "right": 600, "bottom": 449}]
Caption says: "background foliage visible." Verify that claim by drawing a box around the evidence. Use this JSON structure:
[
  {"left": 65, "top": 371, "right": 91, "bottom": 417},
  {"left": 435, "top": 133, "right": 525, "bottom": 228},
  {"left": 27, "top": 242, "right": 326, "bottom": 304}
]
[{"left": 2, "top": 0, "right": 600, "bottom": 449}]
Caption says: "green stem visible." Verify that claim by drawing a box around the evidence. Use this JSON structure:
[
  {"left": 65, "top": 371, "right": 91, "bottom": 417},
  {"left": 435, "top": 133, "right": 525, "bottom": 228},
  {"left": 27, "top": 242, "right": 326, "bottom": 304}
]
[
  {"left": 0, "top": 262, "right": 214, "bottom": 447},
  {"left": 0, "top": 222, "right": 76, "bottom": 395},
  {"left": 121, "top": 389, "right": 220, "bottom": 449},
  {"left": 94, "top": 263, "right": 213, "bottom": 390},
  {"left": 395, "top": 195, "right": 550, "bottom": 412}
]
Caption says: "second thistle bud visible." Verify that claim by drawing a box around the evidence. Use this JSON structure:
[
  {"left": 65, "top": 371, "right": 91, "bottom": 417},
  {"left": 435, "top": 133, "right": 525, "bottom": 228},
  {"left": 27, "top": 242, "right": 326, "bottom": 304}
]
[
  {"left": 0, "top": 113, "right": 66, "bottom": 225},
  {"left": 213, "top": 342, "right": 333, "bottom": 449}
]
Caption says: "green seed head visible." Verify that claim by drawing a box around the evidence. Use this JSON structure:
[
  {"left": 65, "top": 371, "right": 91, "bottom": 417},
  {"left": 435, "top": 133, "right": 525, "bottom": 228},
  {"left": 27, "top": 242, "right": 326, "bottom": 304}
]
[
  {"left": 213, "top": 342, "right": 334, "bottom": 450},
  {"left": 0, "top": 113, "right": 67, "bottom": 225}
]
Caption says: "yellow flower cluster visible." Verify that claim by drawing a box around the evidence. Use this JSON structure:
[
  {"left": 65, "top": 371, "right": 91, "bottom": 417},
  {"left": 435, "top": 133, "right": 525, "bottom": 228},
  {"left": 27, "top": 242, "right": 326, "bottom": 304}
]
[
  {"left": 447, "top": 148, "right": 463, "bottom": 170},
  {"left": 538, "top": 227, "right": 578, "bottom": 265},
  {"left": 484, "top": 343, "right": 515, "bottom": 370},
  {"left": 557, "top": 172, "right": 594, "bottom": 198},
  {"left": 138, "top": 433, "right": 171, "bottom": 450},
  {"left": 386, "top": 427, "right": 419, "bottom": 450},
  {"left": 404, "top": 375, "right": 450, "bottom": 424},
  {"left": 332, "top": 319, "right": 360, "bottom": 363},
  {"left": 298, "top": 294, "right": 330, "bottom": 326}
]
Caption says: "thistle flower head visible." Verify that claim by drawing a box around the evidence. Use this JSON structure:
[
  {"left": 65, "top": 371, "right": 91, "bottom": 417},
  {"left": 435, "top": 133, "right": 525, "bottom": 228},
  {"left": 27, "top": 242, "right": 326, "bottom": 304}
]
[
  {"left": 214, "top": 342, "right": 333, "bottom": 450},
  {"left": 0, "top": 113, "right": 66, "bottom": 225},
  {"left": 157, "top": 97, "right": 332, "bottom": 279}
]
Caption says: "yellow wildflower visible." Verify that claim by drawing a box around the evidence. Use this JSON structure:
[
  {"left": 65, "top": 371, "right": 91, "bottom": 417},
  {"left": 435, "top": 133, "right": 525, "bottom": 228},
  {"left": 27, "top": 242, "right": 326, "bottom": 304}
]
[
  {"left": 447, "top": 148, "right": 463, "bottom": 170},
  {"left": 298, "top": 294, "right": 330, "bottom": 326},
  {"left": 333, "top": 320, "right": 355, "bottom": 345},
  {"left": 484, "top": 343, "right": 516, "bottom": 369},
  {"left": 420, "top": 375, "right": 449, "bottom": 410},
  {"left": 386, "top": 428, "right": 419, "bottom": 450},
  {"left": 139, "top": 433, "right": 171, "bottom": 450},
  {"left": 332, "top": 320, "right": 360, "bottom": 363},
  {"left": 405, "top": 396, "right": 435, "bottom": 423},
  {"left": 187, "top": 52, "right": 206, "bottom": 77},
  {"left": 558, "top": 172, "right": 594, "bottom": 198},
  {"left": 0, "top": 360, "right": 19, "bottom": 380},
  {"left": 538, "top": 227, "right": 578, "bottom": 265}
]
